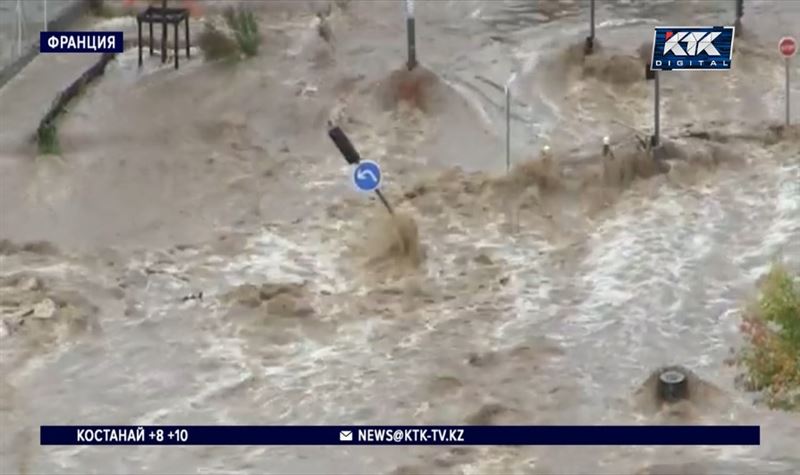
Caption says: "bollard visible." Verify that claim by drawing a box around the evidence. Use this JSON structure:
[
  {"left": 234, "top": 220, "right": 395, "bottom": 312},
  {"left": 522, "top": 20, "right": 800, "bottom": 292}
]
[{"left": 657, "top": 368, "right": 689, "bottom": 403}]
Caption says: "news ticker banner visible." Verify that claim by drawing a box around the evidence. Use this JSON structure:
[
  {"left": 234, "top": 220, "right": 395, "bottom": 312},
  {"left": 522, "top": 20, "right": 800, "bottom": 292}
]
[
  {"left": 40, "top": 32, "right": 124, "bottom": 54},
  {"left": 40, "top": 426, "right": 760, "bottom": 446}
]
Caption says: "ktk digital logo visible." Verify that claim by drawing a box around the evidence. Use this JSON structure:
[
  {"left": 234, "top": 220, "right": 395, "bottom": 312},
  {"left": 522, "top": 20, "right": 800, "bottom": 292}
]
[{"left": 651, "top": 26, "right": 735, "bottom": 71}]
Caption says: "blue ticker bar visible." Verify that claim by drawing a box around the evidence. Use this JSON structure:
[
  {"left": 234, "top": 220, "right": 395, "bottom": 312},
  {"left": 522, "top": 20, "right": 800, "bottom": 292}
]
[{"left": 40, "top": 425, "right": 760, "bottom": 446}]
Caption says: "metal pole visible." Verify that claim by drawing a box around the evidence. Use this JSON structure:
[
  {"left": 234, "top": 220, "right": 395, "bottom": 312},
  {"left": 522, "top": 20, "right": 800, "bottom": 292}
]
[
  {"left": 138, "top": 17, "right": 143, "bottom": 67},
  {"left": 585, "top": 0, "right": 595, "bottom": 54},
  {"left": 174, "top": 21, "right": 179, "bottom": 69},
  {"left": 505, "top": 87, "right": 511, "bottom": 173},
  {"left": 375, "top": 189, "right": 394, "bottom": 215},
  {"left": 504, "top": 73, "right": 516, "bottom": 173},
  {"left": 787, "top": 58, "right": 791, "bottom": 126},
  {"left": 16, "top": 0, "right": 22, "bottom": 56},
  {"left": 185, "top": 15, "right": 190, "bottom": 58},
  {"left": 653, "top": 70, "right": 661, "bottom": 146},
  {"left": 406, "top": 0, "right": 416, "bottom": 70},
  {"left": 735, "top": 0, "right": 744, "bottom": 30},
  {"left": 44, "top": 0, "right": 47, "bottom": 31}
]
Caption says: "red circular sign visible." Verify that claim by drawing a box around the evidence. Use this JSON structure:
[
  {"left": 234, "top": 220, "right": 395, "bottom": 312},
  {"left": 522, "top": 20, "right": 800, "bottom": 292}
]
[{"left": 779, "top": 36, "right": 797, "bottom": 57}]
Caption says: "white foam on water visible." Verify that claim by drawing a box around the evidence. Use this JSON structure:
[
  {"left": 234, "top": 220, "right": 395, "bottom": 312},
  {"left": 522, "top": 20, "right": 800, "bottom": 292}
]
[
  {"left": 596, "top": 18, "right": 661, "bottom": 29},
  {"left": 731, "top": 161, "right": 800, "bottom": 280},
  {"left": 218, "top": 229, "right": 346, "bottom": 292},
  {"left": 445, "top": 78, "right": 495, "bottom": 131},
  {"left": 565, "top": 181, "right": 725, "bottom": 371}
]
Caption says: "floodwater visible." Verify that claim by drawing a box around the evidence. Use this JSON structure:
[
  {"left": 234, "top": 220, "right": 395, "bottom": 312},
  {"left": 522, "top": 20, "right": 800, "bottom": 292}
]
[{"left": 1, "top": 1, "right": 799, "bottom": 474}]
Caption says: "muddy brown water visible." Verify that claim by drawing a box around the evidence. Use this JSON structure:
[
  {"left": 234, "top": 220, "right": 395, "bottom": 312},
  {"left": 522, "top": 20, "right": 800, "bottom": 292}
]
[{"left": 1, "top": 1, "right": 800, "bottom": 474}]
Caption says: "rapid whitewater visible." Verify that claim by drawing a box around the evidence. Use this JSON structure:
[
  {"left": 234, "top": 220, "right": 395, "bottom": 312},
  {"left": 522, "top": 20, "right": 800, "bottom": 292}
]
[{"left": 1, "top": 1, "right": 799, "bottom": 474}]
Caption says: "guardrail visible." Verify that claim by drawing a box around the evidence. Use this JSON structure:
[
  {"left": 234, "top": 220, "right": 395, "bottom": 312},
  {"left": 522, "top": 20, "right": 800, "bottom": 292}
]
[{"left": 0, "top": 0, "right": 86, "bottom": 89}]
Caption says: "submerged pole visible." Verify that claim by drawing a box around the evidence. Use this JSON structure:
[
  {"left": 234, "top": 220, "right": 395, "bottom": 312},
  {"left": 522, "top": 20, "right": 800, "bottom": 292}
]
[
  {"left": 406, "top": 0, "right": 417, "bottom": 70},
  {"left": 786, "top": 57, "right": 792, "bottom": 127},
  {"left": 652, "top": 70, "right": 660, "bottom": 147},
  {"left": 586, "top": 0, "right": 595, "bottom": 54},
  {"left": 735, "top": 0, "right": 744, "bottom": 31}
]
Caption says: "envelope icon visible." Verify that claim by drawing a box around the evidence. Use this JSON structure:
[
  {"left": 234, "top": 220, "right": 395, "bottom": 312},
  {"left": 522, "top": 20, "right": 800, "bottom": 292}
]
[{"left": 339, "top": 430, "right": 353, "bottom": 442}]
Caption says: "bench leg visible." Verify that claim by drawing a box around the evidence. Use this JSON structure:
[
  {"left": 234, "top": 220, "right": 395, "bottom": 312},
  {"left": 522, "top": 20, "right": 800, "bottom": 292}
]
[
  {"left": 185, "top": 17, "right": 190, "bottom": 58},
  {"left": 138, "top": 18, "right": 142, "bottom": 67},
  {"left": 174, "top": 22, "right": 179, "bottom": 69}
]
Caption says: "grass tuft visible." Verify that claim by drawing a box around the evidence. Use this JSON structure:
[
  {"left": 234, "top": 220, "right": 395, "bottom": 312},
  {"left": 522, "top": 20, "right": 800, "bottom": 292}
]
[
  {"left": 197, "top": 23, "right": 240, "bottom": 62},
  {"left": 37, "top": 122, "right": 60, "bottom": 155},
  {"left": 223, "top": 6, "right": 261, "bottom": 58}
]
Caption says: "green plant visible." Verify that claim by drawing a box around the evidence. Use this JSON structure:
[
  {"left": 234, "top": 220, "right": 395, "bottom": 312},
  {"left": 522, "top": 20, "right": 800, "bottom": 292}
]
[
  {"left": 740, "top": 262, "right": 800, "bottom": 410},
  {"left": 197, "top": 23, "right": 239, "bottom": 61},
  {"left": 37, "top": 121, "right": 60, "bottom": 155},
  {"left": 223, "top": 6, "right": 260, "bottom": 58}
]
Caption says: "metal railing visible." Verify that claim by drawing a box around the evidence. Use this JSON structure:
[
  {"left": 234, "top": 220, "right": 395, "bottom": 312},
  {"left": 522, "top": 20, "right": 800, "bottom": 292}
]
[{"left": 0, "top": 0, "right": 84, "bottom": 83}]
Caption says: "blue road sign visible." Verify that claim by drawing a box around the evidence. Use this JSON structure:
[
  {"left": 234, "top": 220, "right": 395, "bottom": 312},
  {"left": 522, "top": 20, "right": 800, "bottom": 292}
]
[{"left": 352, "top": 160, "right": 382, "bottom": 192}]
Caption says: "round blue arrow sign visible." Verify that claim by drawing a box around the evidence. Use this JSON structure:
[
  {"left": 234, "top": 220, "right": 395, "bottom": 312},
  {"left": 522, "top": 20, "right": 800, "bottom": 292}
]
[{"left": 352, "top": 160, "right": 382, "bottom": 192}]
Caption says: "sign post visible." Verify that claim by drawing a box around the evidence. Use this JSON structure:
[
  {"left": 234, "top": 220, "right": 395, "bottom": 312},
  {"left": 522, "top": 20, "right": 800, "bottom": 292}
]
[
  {"left": 779, "top": 36, "right": 797, "bottom": 127},
  {"left": 406, "top": 0, "right": 417, "bottom": 70},
  {"left": 328, "top": 126, "right": 394, "bottom": 215},
  {"left": 653, "top": 70, "right": 660, "bottom": 146},
  {"left": 504, "top": 72, "right": 517, "bottom": 174}
]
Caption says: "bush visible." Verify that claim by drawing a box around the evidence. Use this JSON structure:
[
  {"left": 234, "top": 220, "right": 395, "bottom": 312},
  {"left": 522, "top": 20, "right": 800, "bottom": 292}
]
[
  {"left": 739, "top": 262, "right": 800, "bottom": 410},
  {"left": 197, "top": 23, "right": 239, "bottom": 62},
  {"left": 223, "top": 6, "right": 260, "bottom": 58},
  {"left": 198, "top": 7, "right": 261, "bottom": 62}
]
